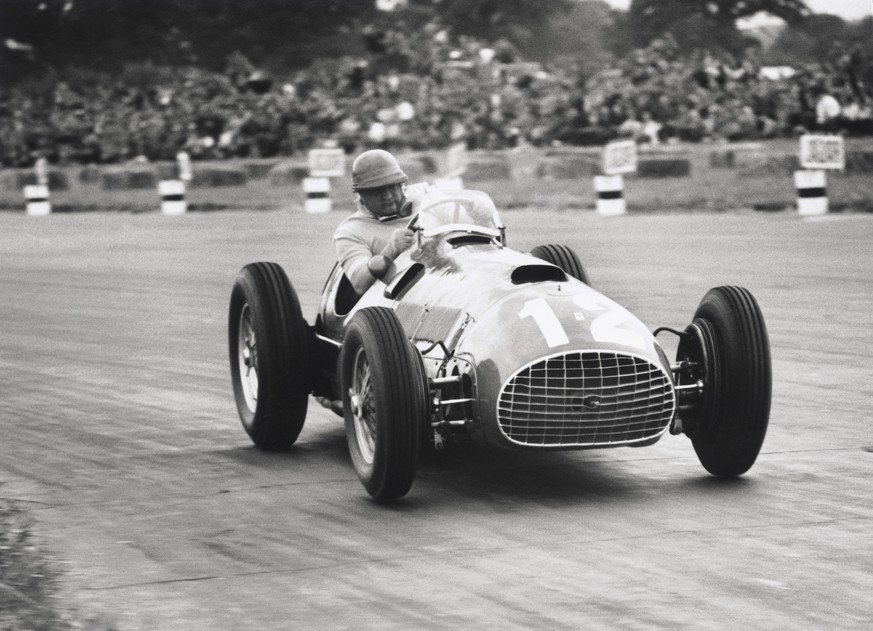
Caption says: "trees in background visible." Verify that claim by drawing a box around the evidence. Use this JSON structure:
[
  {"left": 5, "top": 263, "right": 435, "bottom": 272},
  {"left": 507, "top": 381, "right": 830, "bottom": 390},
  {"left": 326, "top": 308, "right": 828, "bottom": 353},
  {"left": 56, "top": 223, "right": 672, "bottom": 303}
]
[
  {"left": 0, "top": 0, "right": 374, "bottom": 84},
  {"left": 619, "top": 0, "right": 811, "bottom": 54},
  {"left": 1, "top": 0, "right": 869, "bottom": 89}
]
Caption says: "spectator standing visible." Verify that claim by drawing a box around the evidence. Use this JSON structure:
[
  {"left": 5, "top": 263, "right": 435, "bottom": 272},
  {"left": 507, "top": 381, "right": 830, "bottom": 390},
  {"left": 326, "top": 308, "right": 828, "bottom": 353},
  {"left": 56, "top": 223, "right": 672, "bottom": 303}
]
[{"left": 814, "top": 86, "right": 842, "bottom": 132}]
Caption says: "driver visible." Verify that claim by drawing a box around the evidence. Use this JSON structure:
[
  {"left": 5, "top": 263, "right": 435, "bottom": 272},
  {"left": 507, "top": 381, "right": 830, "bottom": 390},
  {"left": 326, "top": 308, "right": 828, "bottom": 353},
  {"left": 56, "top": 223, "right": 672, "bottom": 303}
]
[{"left": 333, "top": 149, "right": 418, "bottom": 294}]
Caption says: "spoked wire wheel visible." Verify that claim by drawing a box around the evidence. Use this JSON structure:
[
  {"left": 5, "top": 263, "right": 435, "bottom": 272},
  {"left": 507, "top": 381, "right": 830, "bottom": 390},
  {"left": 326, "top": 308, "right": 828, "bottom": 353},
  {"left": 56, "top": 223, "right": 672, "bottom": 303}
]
[
  {"left": 237, "top": 303, "right": 259, "bottom": 413},
  {"left": 228, "top": 262, "right": 311, "bottom": 450},
  {"left": 341, "top": 307, "right": 428, "bottom": 500},
  {"left": 349, "top": 347, "right": 377, "bottom": 465}
]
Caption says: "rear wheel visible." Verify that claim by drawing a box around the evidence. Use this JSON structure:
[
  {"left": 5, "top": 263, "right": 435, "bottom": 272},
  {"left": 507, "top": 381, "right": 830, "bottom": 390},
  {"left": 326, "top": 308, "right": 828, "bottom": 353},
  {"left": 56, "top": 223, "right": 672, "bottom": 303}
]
[
  {"left": 341, "top": 307, "right": 428, "bottom": 500},
  {"left": 530, "top": 244, "right": 589, "bottom": 284},
  {"left": 677, "top": 286, "right": 771, "bottom": 476},
  {"left": 228, "top": 262, "right": 311, "bottom": 449}
]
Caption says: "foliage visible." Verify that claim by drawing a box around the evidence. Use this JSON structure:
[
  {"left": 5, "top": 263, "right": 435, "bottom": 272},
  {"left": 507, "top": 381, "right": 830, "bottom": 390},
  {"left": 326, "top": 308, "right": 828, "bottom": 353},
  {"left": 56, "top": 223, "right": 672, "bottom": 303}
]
[
  {"left": 0, "top": 499, "right": 68, "bottom": 630},
  {"left": 409, "top": 0, "right": 573, "bottom": 50},
  {"left": 765, "top": 15, "right": 873, "bottom": 94},
  {"left": 623, "top": 0, "right": 811, "bottom": 53},
  {"left": 0, "top": 0, "right": 375, "bottom": 83},
  {"left": 0, "top": 0, "right": 582, "bottom": 85}
]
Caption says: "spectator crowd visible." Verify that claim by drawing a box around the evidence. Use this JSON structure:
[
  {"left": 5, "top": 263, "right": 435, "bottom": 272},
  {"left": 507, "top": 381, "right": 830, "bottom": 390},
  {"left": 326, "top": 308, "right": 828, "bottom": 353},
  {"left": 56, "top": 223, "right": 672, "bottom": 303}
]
[{"left": 0, "top": 22, "right": 870, "bottom": 168}]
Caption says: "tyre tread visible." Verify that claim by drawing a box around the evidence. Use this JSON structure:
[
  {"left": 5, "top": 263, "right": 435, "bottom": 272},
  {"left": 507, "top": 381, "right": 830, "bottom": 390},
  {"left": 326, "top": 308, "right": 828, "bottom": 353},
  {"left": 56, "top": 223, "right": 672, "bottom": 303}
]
[
  {"left": 530, "top": 244, "right": 588, "bottom": 284},
  {"left": 342, "top": 307, "right": 426, "bottom": 499},
  {"left": 691, "top": 285, "right": 771, "bottom": 476},
  {"left": 229, "top": 262, "right": 310, "bottom": 450}
]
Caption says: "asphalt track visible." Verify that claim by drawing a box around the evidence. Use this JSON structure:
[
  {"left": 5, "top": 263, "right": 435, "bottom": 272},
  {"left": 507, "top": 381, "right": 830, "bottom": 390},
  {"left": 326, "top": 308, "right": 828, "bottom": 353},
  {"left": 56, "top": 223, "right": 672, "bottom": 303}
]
[{"left": 1, "top": 208, "right": 871, "bottom": 630}]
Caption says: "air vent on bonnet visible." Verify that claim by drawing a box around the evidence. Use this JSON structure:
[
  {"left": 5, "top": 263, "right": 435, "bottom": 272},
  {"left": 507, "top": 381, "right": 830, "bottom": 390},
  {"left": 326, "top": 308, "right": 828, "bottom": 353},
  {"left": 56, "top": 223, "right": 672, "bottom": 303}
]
[
  {"left": 448, "top": 234, "right": 494, "bottom": 246},
  {"left": 511, "top": 264, "right": 567, "bottom": 284}
]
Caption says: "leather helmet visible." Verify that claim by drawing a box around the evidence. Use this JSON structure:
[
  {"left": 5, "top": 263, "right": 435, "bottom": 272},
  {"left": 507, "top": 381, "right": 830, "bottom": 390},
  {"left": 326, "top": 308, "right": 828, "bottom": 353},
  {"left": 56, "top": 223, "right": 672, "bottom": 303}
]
[{"left": 351, "top": 149, "right": 408, "bottom": 191}]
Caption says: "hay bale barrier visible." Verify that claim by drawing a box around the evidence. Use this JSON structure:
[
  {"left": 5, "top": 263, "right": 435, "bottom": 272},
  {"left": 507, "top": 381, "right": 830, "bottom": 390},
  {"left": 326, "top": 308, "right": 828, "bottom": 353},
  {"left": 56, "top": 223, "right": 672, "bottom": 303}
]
[
  {"left": 190, "top": 166, "right": 247, "bottom": 188},
  {"left": 739, "top": 154, "right": 800, "bottom": 177},
  {"left": 1, "top": 170, "right": 70, "bottom": 191},
  {"left": 463, "top": 154, "right": 513, "bottom": 181},
  {"left": 709, "top": 149, "right": 736, "bottom": 169},
  {"left": 536, "top": 155, "right": 599, "bottom": 180},
  {"left": 845, "top": 150, "right": 873, "bottom": 174},
  {"left": 101, "top": 167, "right": 157, "bottom": 190},
  {"left": 1, "top": 141, "right": 871, "bottom": 213},
  {"left": 636, "top": 158, "right": 691, "bottom": 178},
  {"left": 78, "top": 164, "right": 101, "bottom": 184},
  {"left": 244, "top": 160, "right": 282, "bottom": 180},
  {"left": 269, "top": 161, "right": 309, "bottom": 186}
]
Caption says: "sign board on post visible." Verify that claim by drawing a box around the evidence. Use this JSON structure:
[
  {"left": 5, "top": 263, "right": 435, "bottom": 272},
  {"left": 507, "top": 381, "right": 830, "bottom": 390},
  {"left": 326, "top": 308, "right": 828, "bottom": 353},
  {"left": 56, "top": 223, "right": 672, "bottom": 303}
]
[
  {"left": 799, "top": 134, "right": 845, "bottom": 170},
  {"left": 308, "top": 148, "right": 346, "bottom": 178},
  {"left": 603, "top": 140, "right": 637, "bottom": 176},
  {"left": 445, "top": 142, "right": 468, "bottom": 178}
]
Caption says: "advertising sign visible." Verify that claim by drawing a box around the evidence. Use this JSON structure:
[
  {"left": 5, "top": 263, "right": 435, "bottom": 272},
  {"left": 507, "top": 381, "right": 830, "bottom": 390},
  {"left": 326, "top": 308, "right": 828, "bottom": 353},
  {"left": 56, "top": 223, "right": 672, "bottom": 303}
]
[
  {"left": 308, "top": 148, "right": 346, "bottom": 178},
  {"left": 603, "top": 140, "right": 638, "bottom": 175},
  {"left": 799, "top": 134, "right": 845, "bottom": 170}
]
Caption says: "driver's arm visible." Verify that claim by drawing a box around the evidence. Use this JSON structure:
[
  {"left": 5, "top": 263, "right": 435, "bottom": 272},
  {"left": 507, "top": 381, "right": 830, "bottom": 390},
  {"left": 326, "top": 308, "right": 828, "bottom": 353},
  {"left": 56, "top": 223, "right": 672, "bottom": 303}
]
[{"left": 334, "top": 223, "right": 414, "bottom": 295}]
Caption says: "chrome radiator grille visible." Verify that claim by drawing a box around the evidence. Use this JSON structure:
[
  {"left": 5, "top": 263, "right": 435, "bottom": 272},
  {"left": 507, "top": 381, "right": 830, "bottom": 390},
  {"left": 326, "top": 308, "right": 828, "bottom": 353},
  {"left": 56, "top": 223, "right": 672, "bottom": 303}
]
[{"left": 496, "top": 351, "right": 675, "bottom": 447}]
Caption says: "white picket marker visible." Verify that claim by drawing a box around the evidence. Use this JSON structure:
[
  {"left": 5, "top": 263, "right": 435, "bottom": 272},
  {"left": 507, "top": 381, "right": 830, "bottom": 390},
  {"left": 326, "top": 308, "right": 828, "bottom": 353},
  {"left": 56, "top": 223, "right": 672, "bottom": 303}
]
[
  {"left": 794, "top": 170, "right": 828, "bottom": 216},
  {"left": 594, "top": 175, "right": 626, "bottom": 216},
  {"left": 303, "top": 177, "right": 332, "bottom": 213},
  {"left": 24, "top": 184, "right": 51, "bottom": 216},
  {"left": 159, "top": 180, "right": 187, "bottom": 215}
]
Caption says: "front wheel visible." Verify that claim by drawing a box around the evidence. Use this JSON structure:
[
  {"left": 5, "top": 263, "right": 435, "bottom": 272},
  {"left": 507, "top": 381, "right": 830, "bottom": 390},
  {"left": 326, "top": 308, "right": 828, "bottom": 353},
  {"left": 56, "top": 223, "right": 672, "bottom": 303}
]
[
  {"left": 530, "top": 244, "right": 589, "bottom": 285},
  {"left": 341, "top": 307, "right": 428, "bottom": 500},
  {"left": 677, "top": 286, "right": 771, "bottom": 476},
  {"left": 228, "top": 262, "right": 311, "bottom": 449}
]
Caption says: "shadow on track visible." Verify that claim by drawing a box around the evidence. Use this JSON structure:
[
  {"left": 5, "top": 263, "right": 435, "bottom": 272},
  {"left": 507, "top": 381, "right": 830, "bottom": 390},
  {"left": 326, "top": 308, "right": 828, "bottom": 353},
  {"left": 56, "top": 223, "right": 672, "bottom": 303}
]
[{"left": 204, "top": 424, "right": 760, "bottom": 508}]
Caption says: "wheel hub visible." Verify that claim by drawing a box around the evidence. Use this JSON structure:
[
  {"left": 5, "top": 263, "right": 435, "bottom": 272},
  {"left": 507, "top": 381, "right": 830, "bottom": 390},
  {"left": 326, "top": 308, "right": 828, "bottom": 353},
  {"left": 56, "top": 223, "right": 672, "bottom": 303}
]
[
  {"left": 350, "top": 349, "right": 377, "bottom": 465},
  {"left": 237, "top": 304, "right": 258, "bottom": 412}
]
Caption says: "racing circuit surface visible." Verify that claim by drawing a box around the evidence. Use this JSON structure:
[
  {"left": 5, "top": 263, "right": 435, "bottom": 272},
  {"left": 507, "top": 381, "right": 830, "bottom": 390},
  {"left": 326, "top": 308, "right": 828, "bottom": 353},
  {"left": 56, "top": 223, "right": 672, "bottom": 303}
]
[{"left": 1, "top": 208, "right": 872, "bottom": 629}]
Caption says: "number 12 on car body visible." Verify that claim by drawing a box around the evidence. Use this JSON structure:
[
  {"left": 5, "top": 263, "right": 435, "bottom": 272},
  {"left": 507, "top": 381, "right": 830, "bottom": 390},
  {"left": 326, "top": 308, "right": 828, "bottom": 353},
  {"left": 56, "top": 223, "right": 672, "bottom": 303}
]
[{"left": 519, "top": 296, "right": 646, "bottom": 350}]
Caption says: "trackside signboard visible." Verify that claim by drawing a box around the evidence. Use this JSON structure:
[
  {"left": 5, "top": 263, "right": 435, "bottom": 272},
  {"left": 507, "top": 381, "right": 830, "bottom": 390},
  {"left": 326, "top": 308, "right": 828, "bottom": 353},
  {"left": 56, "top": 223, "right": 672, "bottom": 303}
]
[
  {"left": 308, "top": 148, "right": 346, "bottom": 177},
  {"left": 799, "top": 134, "right": 845, "bottom": 170},
  {"left": 603, "top": 140, "right": 637, "bottom": 175}
]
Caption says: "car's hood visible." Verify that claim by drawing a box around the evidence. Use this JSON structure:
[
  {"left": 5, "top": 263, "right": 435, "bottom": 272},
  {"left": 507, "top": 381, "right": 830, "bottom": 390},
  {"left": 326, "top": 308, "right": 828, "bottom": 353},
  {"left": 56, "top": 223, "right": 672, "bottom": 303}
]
[{"left": 351, "top": 238, "right": 665, "bottom": 370}]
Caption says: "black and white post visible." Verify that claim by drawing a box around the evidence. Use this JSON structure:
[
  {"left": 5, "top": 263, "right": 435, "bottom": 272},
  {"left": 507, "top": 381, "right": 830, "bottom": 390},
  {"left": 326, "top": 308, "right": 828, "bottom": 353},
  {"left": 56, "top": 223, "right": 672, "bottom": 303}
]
[
  {"left": 796, "top": 134, "right": 844, "bottom": 217},
  {"left": 303, "top": 176, "right": 332, "bottom": 213},
  {"left": 794, "top": 169, "right": 828, "bottom": 216},
  {"left": 24, "top": 184, "right": 51, "bottom": 216},
  {"left": 305, "top": 145, "right": 346, "bottom": 213},
  {"left": 25, "top": 157, "right": 51, "bottom": 216},
  {"left": 159, "top": 180, "right": 187, "bottom": 215},
  {"left": 597, "top": 140, "right": 637, "bottom": 216}
]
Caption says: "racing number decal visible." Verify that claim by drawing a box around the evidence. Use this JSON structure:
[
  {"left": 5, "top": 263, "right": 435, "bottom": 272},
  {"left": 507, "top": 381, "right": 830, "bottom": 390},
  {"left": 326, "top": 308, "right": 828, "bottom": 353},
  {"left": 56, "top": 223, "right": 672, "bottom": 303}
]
[
  {"left": 519, "top": 296, "right": 646, "bottom": 350},
  {"left": 518, "top": 298, "right": 569, "bottom": 348},
  {"left": 571, "top": 295, "right": 646, "bottom": 349}
]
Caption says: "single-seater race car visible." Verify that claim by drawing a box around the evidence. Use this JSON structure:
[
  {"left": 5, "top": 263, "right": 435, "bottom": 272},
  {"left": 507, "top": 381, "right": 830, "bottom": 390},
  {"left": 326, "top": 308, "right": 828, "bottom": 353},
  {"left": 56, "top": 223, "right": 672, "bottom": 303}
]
[{"left": 228, "top": 190, "right": 771, "bottom": 500}]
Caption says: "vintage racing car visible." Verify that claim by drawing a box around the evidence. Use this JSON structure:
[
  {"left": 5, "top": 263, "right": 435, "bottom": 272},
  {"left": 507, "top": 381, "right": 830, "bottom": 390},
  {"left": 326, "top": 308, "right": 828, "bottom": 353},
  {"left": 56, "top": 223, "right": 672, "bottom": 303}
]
[{"left": 228, "top": 191, "right": 771, "bottom": 500}]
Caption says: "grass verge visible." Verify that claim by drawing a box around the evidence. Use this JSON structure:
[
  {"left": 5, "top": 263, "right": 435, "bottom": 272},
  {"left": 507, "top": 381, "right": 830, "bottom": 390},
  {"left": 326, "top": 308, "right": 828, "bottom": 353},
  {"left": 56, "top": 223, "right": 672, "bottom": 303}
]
[{"left": 0, "top": 497, "right": 115, "bottom": 631}]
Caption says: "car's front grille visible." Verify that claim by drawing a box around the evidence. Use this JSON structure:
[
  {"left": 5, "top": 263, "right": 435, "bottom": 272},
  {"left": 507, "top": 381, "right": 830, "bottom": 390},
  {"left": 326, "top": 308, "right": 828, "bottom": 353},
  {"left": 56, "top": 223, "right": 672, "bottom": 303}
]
[{"left": 496, "top": 351, "right": 675, "bottom": 447}]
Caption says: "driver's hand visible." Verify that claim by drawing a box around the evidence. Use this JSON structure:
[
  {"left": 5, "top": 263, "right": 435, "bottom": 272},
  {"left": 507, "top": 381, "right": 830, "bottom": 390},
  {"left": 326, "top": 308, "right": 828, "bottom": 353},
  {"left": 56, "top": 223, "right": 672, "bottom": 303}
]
[{"left": 382, "top": 227, "right": 415, "bottom": 261}]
